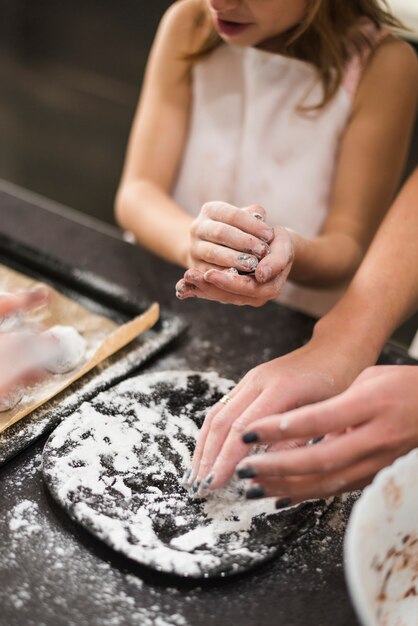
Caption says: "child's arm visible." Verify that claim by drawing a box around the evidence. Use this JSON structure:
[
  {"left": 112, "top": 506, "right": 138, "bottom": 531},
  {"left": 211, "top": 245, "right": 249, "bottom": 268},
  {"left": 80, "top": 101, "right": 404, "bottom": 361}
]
[
  {"left": 287, "top": 36, "right": 418, "bottom": 287},
  {"left": 179, "top": 37, "right": 418, "bottom": 306},
  {"left": 115, "top": 0, "right": 202, "bottom": 267}
]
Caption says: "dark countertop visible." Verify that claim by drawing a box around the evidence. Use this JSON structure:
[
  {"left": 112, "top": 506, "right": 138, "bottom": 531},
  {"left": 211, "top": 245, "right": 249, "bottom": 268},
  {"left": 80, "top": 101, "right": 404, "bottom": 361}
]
[{"left": 1, "top": 184, "right": 410, "bottom": 626}]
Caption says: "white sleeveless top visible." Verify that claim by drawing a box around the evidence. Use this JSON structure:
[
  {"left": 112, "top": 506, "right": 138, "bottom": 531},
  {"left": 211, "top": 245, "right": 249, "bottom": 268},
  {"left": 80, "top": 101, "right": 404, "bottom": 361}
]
[{"left": 173, "top": 29, "right": 386, "bottom": 317}]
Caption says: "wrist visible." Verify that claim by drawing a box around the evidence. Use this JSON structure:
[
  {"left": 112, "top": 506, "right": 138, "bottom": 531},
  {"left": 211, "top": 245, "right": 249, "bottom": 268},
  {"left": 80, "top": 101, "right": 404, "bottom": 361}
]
[
  {"left": 288, "top": 233, "right": 363, "bottom": 287},
  {"left": 286, "top": 232, "right": 311, "bottom": 283},
  {"left": 311, "top": 293, "right": 386, "bottom": 374}
]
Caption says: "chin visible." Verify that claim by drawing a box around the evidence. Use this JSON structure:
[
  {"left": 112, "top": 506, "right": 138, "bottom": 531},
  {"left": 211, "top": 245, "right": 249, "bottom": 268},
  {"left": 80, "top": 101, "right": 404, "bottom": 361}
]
[{"left": 218, "top": 32, "right": 261, "bottom": 48}]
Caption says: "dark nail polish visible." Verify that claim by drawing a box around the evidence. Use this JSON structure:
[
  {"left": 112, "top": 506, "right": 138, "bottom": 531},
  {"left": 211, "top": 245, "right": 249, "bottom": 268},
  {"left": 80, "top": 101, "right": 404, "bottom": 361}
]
[
  {"left": 245, "top": 486, "right": 265, "bottom": 500},
  {"left": 202, "top": 473, "right": 214, "bottom": 488},
  {"left": 181, "top": 469, "right": 191, "bottom": 485},
  {"left": 242, "top": 432, "right": 260, "bottom": 444},
  {"left": 275, "top": 498, "right": 292, "bottom": 510},
  {"left": 237, "top": 467, "right": 257, "bottom": 479},
  {"left": 192, "top": 481, "right": 201, "bottom": 494}
]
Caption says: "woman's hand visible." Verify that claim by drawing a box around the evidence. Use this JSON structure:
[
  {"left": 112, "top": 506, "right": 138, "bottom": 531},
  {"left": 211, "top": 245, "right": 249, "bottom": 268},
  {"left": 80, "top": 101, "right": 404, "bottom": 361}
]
[
  {"left": 185, "top": 336, "right": 361, "bottom": 495},
  {"left": 237, "top": 366, "right": 418, "bottom": 506},
  {"left": 177, "top": 207, "right": 294, "bottom": 307}
]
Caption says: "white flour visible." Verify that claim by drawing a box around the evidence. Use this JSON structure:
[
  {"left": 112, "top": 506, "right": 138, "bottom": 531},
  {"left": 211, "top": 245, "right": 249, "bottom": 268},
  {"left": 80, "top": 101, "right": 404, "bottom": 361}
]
[
  {"left": 3, "top": 478, "right": 189, "bottom": 626},
  {"left": 42, "top": 371, "right": 312, "bottom": 579},
  {"left": 0, "top": 435, "right": 355, "bottom": 626},
  {"left": 40, "top": 325, "right": 87, "bottom": 374}
]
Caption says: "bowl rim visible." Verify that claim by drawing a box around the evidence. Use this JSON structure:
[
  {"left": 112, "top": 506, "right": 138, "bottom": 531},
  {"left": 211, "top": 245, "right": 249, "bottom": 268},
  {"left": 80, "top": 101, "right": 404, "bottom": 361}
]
[{"left": 344, "top": 448, "right": 418, "bottom": 626}]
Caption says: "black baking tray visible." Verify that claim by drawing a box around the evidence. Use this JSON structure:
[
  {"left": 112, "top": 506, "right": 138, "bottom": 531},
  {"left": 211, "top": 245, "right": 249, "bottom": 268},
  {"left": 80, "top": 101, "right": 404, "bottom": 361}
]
[{"left": 0, "top": 233, "right": 187, "bottom": 466}]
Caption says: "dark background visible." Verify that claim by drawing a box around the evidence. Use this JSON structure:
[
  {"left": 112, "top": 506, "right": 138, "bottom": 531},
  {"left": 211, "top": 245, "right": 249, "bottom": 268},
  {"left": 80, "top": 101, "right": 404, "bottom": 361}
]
[
  {"left": 0, "top": 0, "right": 172, "bottom": 224},
  {"left": 0, "top": 0, "right": 417, "bottom": 344}
]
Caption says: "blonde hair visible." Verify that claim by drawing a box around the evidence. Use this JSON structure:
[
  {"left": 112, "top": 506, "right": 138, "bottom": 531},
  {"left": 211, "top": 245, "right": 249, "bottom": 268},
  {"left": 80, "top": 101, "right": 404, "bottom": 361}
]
[{"left": 187, "top": 0, "right": 404, "bottom": 108}]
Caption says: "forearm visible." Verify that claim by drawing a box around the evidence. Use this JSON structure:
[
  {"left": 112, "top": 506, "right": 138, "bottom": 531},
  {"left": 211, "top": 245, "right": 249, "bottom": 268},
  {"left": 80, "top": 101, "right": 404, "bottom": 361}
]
[
  {"left": 115, "top": 179, "right": 193, "bottom": 267},
  {"left": 313, "top": 168, "right": 418, "bottom": 365},
  {"left": 288, "top": 231, "right": 363, "bottom": 287}
]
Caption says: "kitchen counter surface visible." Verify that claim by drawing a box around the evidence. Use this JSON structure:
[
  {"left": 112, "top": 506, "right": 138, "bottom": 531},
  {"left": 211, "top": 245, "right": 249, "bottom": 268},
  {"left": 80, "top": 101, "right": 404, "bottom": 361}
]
[{"left": 0, "top": 183, "right": 414, "bottom": 626}]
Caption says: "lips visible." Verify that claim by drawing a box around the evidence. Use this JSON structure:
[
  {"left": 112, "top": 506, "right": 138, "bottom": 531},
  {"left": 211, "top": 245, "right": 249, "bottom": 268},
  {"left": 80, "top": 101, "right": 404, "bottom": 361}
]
[{"left": 214, "top": 16, "right": 252, "bottom": 37}]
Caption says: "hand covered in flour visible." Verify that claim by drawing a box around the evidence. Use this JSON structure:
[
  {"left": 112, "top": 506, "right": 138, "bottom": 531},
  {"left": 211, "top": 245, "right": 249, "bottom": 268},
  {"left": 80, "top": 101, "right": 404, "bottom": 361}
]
[
  {"left": 0, "top": 286, "right": 48, "bottom": 320},
  {"left": 182, "top": 201, "right": 274, "bottom": 274},
  {"left": 235, "top": 366, "right": 418, "bottom": 506},
  {"left": 176, "top": 202, "right": 294, "bottom": 307},
  {"left": 185, "top": 334, "right": 362, "bottom": 496},
  {"left": 0, "top": 286, "right": 50, "bottom": 411}
]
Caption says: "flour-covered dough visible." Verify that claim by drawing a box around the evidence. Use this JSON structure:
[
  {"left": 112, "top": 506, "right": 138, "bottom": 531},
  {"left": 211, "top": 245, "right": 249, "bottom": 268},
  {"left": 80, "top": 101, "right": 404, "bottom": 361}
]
[
  {"left": 40, "top": 325, "right": 86, "bottom": 374},
  {"left": 42, "top": 371, "right": 322, "bottom": 578}
]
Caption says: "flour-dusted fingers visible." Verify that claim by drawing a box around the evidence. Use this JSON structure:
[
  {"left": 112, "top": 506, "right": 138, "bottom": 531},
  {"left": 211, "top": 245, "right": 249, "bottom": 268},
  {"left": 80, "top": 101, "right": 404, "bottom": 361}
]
[
  {"left": 189, "top": 380, "right": 255, "bottom": 484},
  {"left": 255, "top": 226, "right": 294, "bottom": 284},
  {"left": 237, "top": 426, "right": 378, "bottom": 478},
  {"left": 176, "top": 277, "right": 205, "bottom": 300},
  {"left": 239, "top": 414, "right": 403, "bottom": 479},
  {"left": 192, "top": 219, "right": 270, "bottom": 260},
  {"left": 181, "top": 269, "right": 265, "bottom": 306},
  {"left": 204, "top": 270, "right": 282, "bottom": 303},
  {"left": 192, "top": 240, "right": 260, "bottom": 273},
  {"left": 241, "top": 204, "right": 268, "bottom": 223},
  {"left": 202, "top": 389, "right": 301, "bottom": 492},
  {"left": 200, "top": 202, "right": 274, "bottom": 242},
  {"left": 246, "top": 451, "right": 400, "bottom": 504},
  {"left": 241, "top": 386, "right": 375, "bottom": 446},
  {"left": 0, "top": 286, "right": 49, "bottom": 318},
  {"left": 187, "top": 402, "right": 224, "bottom": 486},
  {"left": 191, "top": 385, "right": 262, "bottom": 492}
]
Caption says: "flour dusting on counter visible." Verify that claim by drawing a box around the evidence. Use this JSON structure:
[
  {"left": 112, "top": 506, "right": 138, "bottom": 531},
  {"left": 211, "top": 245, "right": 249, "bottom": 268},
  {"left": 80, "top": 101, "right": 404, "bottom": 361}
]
[{"left": 43, "top": 371, "right": 324, "bottom": 578}]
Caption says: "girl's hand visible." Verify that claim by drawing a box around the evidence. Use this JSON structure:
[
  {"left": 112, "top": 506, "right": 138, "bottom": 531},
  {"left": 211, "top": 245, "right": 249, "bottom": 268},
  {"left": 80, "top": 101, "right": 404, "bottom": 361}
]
[
  {"left": 237, "top": 366, "right": 418, "bottom": 506},
  {"left": 0, "top": 287, "right": 50, "bottom": 411},
  {"left": 185, "top": 201, "right": 274, "bottom": 274},
  {"left": 177, "top": 223, "right": 294, "bottom": 307},
  {"left": 186, "top": 338, "right": 357, "bottom": 495}
]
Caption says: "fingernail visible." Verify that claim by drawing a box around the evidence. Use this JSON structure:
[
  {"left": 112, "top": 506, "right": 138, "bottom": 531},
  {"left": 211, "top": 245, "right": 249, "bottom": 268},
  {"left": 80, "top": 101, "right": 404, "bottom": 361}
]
[
  {"left": 237, "top": 467, "right": 257, "bottom": 479},
  {"left": 245, "top": 486, "right": 265, "bottom": 500},
  {"left": 176, "top": 283, "right": 186, "bottom": 295},
  {"left": 226, "top": 267, "right": 239, "bottom": 275},
  {"left": 180, "top": 469, "right": 191, "bottom": 486},
  {"left": 242, "top": 432, "right": 260, "bottom": 444},
  {"left": 237, "top": 254, "right": 258, "bottom": 272},
  {"left": 261, "top": 228, "right": 274, "bottom": 243},
  {"left": 192, "top": 480, "right": 201, "bottom": 494},
  {"left": 308, "top": 437, "right": 323, "bottom": 446},
  {"left": 176, "top": 290, "right": 194, "bottom": 300},
  {"left": 259, "top": 267, "right": 272, "bottom": 282},
  {"left": 255, "top": 243, "right": 268, "bottom": 257},
  {"left": 201, "top": 473, "right": 214, "bottom": 489},
  {"left": 275, "top": 498, "right": 292, "bottom": 510}
]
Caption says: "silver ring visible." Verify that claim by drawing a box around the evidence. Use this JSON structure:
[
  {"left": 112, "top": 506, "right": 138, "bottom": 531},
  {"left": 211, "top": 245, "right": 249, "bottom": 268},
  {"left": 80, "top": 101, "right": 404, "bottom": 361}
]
[{"left": 219, "top": 394, "right": 233, "bottom": 406}]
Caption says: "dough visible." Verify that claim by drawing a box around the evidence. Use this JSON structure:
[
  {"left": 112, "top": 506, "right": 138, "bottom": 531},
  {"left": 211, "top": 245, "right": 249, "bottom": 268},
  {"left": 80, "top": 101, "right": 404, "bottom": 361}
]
[
  {"left": 39, "top": 325, "right": 86, "bottom": 374},
  {"left": 42, "top": 371, "right": 321, "bottom": 578}
]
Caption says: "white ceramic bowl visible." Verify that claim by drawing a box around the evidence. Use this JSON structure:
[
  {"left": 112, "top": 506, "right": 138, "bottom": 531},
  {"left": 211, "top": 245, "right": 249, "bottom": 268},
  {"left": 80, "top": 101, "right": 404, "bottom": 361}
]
[{"left": 344, "top": 449, "right": 418, "bottom": 626}]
